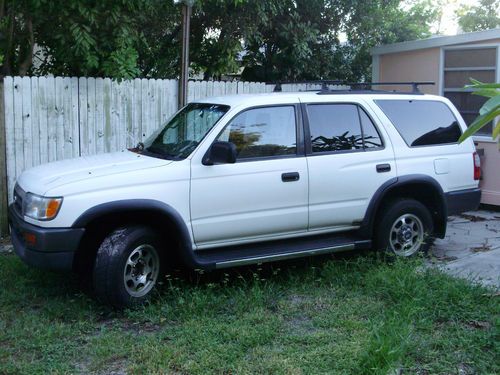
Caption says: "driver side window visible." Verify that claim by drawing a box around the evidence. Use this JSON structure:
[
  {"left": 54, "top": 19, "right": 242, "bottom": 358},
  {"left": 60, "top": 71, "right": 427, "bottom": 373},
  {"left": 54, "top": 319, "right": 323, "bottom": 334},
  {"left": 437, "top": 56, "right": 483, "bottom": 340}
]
[{"left": 217, "top": 106, "right": 297, "bottom": 160}]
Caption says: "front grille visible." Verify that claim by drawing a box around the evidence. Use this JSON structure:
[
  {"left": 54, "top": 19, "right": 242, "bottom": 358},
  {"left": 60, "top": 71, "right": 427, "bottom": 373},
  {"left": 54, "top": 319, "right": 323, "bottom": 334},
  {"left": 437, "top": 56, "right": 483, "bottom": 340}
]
[{"left": 13, "top": 184, "right": 24, "bottom": 215}]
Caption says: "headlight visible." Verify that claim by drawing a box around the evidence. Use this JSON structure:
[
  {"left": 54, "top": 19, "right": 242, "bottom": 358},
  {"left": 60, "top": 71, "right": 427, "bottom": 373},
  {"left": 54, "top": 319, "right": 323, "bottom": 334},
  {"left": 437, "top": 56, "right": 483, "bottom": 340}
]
[{"left": 24, "top": 193, "right": 63, "bottom": 221}]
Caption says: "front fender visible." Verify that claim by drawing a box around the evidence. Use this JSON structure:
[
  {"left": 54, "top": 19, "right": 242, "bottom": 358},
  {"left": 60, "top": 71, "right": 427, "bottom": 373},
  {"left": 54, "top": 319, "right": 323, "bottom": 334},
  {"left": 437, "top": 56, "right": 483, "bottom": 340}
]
[{"left": 72, "top": 199, "right": 216, "bottom": 270}]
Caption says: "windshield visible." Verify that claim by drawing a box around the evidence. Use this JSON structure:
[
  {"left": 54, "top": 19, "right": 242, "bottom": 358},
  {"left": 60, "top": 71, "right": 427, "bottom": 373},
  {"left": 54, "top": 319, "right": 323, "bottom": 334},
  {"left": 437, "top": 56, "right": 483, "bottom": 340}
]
[{"left": 142, "top": 103, "right": 229, "bottom": 159}]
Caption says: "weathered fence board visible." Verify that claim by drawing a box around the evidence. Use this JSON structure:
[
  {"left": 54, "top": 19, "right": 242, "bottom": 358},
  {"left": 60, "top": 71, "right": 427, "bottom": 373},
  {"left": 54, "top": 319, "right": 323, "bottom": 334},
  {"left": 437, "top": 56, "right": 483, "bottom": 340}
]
[
  {"left": 37, "top": 77, "right": 49, "bottom": 165},
  {"left": 13, "top": 77, "right": 24, "bottom": 188},
  {"left": 4, "top": 77, "right": 15, "bottom": 203},
  {"left": 1, "top": 77, "right": 312, "bottom": 234},
  {"left": 0, "top": 81, "right": 8, "bottom": 232},
  {"left": 30, "top": 77, "right": 40, "bottom": 167}
]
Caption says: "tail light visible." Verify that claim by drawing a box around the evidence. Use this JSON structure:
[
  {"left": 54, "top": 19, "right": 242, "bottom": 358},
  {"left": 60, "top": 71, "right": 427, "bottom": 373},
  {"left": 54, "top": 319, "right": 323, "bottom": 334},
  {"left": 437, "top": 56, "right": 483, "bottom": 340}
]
[{"left": 473, "top": 152, "right": 481, "bottom": 180}]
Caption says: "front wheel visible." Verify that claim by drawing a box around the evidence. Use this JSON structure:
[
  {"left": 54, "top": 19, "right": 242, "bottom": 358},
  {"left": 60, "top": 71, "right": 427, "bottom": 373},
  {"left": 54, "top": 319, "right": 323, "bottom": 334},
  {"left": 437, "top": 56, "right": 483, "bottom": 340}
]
[
  {"left": 92, "top": 226, "right": 162, "bottom": 308},
  {"left": 375, "top": 199, "right": 434, "bottom": 257}
]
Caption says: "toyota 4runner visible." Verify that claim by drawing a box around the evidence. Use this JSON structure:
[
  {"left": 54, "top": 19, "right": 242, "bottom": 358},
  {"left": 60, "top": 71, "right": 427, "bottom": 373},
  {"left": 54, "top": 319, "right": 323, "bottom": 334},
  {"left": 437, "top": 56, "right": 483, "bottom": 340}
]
[{"left": 9, "top": 88, "right": 481, "bottom": 307}]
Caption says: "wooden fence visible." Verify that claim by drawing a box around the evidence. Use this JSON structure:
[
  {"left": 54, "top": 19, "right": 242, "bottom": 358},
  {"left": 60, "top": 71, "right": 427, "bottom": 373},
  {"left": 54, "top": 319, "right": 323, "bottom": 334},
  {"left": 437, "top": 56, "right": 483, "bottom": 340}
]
[{"left": 0, "top": 76, "right": 323, "bottom": 234}]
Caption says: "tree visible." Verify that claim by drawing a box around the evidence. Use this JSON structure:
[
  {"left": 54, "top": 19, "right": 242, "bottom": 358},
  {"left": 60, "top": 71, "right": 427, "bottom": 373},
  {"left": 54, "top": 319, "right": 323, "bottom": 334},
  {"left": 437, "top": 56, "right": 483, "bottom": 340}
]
[
  {"left": 135, "top": 0, "right": 180, "bottom": 78},
  {"left": 241, "top": 0, "right": 331, "bottom": 82},
  {"left": 239, "top": 0, "right": 440, "bottom": 82},
  {"left": 456, "top": 0, "right": 500, "bottom": 32},
  {"left": 0, "top": 0, "right": 440, "bottom": 81},
  {"left": 0, "top": 0, "right": 149, "bottom": 79},
  {"left": 344, "top": 0, "right": 440, "bottom": 81},
  {"left": 0, "top": 0, "right": 38, "bottom": 76},
  {"left": 189, "top": 0, "right": 247, "bottom": 80}
]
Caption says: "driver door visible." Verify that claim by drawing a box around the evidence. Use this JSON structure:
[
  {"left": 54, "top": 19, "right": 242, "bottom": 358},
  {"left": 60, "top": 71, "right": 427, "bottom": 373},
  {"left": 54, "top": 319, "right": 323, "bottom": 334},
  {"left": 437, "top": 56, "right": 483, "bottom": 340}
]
[{"left": 190, "top": 104, "right": 309, "bottom": 247}]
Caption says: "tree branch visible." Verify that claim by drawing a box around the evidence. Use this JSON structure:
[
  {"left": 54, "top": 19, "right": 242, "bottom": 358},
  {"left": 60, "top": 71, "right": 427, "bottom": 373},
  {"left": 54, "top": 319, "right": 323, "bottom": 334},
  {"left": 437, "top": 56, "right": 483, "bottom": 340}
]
[
  {"left": 1, "top": 10, "right": 14, "bottom": 76},
  {"left": 18, "top": 15, "right": 34, "bottom": 76}
]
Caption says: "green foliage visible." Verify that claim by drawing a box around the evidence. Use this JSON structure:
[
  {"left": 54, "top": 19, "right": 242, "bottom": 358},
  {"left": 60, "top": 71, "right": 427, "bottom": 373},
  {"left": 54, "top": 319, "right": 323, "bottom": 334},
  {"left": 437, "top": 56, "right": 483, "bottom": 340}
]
[
  {"left": 0, "top": 0, "right": 149, "bottom": 79},
  {"left": 456, "top": 0, "right": 500, "bottom": 32},
  {"left": 189, "top": 0, "right": 246, "bottom": 79},
  {"left": 193, "top": 0, "right": 439, "bottom": 82},
  {"left": 0, "top": 0, "right": 39, "bottom": 76},
  {"left": 136, "top": 0, "right": 180, "bottom": 78},
  {"left": 344, "top": 0, "right": 440, "bottom": 81},
  {"left": 0, "top": 0, "right": 440, "bottom": 80},
  {"left": 240, "top": 0, "right": 325, "bottom": 81},
  {"left": 35, "top": 0, "right": 147, "bottom": 79},
  {"left": 459, "top": 79, "right": 500, "bottom": 143}
]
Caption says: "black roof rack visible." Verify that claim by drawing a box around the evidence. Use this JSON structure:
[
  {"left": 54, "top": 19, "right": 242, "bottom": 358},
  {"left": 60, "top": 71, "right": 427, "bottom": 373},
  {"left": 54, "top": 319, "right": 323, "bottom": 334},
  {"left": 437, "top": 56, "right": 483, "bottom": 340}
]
[{"left": 270, "top": 81, "right": 435, "bottom": 94}]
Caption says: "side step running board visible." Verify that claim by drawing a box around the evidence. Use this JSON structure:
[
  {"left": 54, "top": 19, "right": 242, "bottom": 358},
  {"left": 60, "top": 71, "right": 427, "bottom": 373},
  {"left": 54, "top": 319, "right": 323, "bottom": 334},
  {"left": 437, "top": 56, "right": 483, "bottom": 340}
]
[
  {"left": 214, "top": 242, "right": 362, "bottom": 269},
  {"left": 192, "top": 232, "right": 372, "bottom": 270}
]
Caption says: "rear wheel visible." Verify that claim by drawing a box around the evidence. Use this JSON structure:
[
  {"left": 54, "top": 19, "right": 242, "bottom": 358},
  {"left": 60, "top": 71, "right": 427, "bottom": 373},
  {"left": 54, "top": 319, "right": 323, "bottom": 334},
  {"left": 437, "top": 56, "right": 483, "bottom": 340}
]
[
  {"left": 375, "top": 199, "right": 434, "bottom": 257},
  {"left": 92, "top": 226, "right": 162, "bottom": 308}
]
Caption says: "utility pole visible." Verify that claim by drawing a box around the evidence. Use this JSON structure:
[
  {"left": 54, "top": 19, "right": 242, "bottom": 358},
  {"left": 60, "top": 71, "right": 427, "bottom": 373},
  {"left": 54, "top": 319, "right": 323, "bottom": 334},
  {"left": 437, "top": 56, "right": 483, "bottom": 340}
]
[{"left": 174, "top": 0, "right": 194, "bottom": 109}]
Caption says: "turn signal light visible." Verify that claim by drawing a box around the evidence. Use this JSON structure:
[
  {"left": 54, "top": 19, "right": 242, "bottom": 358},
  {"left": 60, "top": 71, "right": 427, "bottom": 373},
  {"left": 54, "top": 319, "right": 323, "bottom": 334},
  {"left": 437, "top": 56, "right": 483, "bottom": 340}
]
[
  {"left": 46, "top": 199, "right": 62, "bottom": 219},
  {"left": 23, "top": 232, "right": 37, "bottom": 247}
]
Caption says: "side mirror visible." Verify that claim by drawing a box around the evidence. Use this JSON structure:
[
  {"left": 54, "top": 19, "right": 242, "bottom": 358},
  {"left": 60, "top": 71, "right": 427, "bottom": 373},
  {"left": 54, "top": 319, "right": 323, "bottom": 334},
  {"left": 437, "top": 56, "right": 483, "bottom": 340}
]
[{"left": 203, "top": 141, "right": 237, "bottom": 165}]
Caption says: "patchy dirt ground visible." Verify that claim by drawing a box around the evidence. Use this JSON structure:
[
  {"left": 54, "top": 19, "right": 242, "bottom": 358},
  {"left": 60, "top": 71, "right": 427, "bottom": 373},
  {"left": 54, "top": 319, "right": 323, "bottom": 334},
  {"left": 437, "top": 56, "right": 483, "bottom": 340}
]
[{"left": 0, "top": 236, "right": 12, "bottom": 254}]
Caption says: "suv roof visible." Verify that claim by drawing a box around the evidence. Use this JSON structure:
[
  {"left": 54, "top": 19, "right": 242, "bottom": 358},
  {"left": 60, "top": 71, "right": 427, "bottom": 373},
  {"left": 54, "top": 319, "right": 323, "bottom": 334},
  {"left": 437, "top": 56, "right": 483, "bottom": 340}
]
[{"left": 196, "top": 91, "right": 445, "bottom": 107}]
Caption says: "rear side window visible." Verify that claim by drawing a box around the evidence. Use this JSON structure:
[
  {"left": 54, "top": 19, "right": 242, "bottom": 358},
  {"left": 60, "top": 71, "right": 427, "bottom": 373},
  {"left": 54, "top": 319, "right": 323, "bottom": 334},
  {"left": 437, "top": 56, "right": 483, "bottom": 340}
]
[
  {"left": 307, "top": 104, "right": 383, "bottom": 153},
  {"left": 375, "top": 100, "right": 462, "bottom": 147},
  {"left": 217, "top": 106, "right": 297, "bottom": 160}
]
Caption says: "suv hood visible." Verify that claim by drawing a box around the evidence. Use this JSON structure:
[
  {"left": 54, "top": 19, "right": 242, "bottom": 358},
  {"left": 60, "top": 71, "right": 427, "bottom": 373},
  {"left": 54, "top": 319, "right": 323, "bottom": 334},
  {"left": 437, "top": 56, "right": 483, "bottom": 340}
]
[{"left": 17, "top": 151, "right": 172, "bottom": 195}]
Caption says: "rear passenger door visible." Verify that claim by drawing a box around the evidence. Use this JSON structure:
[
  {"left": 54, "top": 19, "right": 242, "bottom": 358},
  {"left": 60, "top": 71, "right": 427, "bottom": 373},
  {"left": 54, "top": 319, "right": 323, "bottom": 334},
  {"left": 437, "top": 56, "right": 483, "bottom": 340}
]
[{"left": 304, "top": 102, "right": 396, "bottom": 231}]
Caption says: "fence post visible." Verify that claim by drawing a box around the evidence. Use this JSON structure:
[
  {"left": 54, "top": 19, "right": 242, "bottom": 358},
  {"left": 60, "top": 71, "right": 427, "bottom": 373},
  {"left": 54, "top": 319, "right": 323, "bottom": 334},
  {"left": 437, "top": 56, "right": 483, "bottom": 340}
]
[{"left": 0, "top": 79, "right": 9, "bottom": 236}]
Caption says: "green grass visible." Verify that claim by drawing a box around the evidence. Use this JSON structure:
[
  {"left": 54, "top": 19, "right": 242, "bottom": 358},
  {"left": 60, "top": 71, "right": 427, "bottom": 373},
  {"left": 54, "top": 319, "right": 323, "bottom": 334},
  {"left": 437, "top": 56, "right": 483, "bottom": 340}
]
[{"left": 0, "top": 250, "right": 498, "bottom": 374}]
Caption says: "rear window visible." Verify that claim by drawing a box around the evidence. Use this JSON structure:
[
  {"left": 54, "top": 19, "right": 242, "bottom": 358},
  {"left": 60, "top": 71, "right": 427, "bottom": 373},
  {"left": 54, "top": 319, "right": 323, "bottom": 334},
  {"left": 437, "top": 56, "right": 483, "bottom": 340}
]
[{"left": 375, "top": 100, "right": 462, "bottom": 147}]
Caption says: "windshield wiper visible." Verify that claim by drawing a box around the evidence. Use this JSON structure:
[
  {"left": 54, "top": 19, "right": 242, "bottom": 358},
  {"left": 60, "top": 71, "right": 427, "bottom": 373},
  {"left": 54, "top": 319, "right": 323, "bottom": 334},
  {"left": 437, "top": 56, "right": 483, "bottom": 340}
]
[{"left": 145, "top": 146, "right": 178, "bottom": 159}]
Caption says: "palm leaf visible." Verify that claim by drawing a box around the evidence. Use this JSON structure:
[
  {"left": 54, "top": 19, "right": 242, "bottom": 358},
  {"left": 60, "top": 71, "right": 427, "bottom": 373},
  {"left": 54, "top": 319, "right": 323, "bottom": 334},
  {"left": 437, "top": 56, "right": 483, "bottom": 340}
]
[
  {"left": 471, "top": 89, "right": 499, "bottom": 98},
  {"left": 459, "top": 109, "right": 500, "bottom": 143},
  {"left": 465, "top": 82, "right": 500, "bottom": 90},
  {"left": 479, "top": 95, "right": 500, "bottom": 116}
]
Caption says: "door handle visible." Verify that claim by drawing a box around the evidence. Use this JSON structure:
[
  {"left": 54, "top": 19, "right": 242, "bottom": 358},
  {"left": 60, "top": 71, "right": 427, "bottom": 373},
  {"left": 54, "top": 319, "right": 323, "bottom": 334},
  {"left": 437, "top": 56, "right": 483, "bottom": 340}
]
[
  {"left": 376, "top": 164, "right": 391, "bottom": 173},
  {"left": 282, "top": 172, "right": 300, "bottom": 182}
]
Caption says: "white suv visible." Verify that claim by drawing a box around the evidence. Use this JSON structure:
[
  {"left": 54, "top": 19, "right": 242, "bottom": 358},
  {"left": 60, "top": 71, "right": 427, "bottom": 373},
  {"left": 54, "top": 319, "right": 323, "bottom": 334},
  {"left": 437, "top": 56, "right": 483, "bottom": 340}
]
[{"left": 9, "top": 89, "right": 481, "bottom": 307}]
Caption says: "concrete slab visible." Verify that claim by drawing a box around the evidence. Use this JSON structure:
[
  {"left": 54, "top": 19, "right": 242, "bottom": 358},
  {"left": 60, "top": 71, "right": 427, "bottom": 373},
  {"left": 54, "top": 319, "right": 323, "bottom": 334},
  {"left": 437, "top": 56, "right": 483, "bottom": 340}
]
[
  {"left": 437, "top": 248, "right": 500, "bottom": 289},
  {"left": 430, "top": 210, "right": 500, "bottom": 289}
]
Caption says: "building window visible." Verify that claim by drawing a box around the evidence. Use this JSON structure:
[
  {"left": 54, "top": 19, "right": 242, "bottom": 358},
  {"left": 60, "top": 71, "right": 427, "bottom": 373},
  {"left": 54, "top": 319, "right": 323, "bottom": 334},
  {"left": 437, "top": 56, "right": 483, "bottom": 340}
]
[{"left": 443, "top": 47, "right": 497, "bottom": 136}]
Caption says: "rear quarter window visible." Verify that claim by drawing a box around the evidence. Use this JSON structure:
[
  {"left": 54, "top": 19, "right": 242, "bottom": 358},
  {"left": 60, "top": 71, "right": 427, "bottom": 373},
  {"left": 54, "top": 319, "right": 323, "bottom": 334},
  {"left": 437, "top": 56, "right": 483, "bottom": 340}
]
[{"left": 375, "top": 100, "right": 462, "bottom": 147}]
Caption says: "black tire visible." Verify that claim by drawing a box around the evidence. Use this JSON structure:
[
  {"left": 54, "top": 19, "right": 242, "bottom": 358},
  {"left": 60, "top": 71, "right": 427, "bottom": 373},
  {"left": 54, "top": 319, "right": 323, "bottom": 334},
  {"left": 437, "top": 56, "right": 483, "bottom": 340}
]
[
  {"left": 374, "top": 199, "right": 434, "bottom": 257},
  {"left": 92, "top": 226, "right": 163, "bottom": 308}
]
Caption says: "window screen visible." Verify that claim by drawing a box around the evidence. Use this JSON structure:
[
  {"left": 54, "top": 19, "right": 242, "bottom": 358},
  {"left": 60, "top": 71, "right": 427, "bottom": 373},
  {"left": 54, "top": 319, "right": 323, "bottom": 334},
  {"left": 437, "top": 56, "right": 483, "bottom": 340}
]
[
  {"left": 375, "top": 100, "right": 462, "bottom": 147},
  {"left": 217, "top": 106, "right": 297, "bottom": 159},
  {"left": 443, "top": 47, "right": 497, "bottom": 136}
]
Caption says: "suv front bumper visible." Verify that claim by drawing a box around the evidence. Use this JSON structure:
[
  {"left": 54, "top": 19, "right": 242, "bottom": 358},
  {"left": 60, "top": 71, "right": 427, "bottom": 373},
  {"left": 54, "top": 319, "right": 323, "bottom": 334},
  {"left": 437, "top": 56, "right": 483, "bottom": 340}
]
[{"left": 8, "top": 204, "right": 85, "bottom": 271}]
